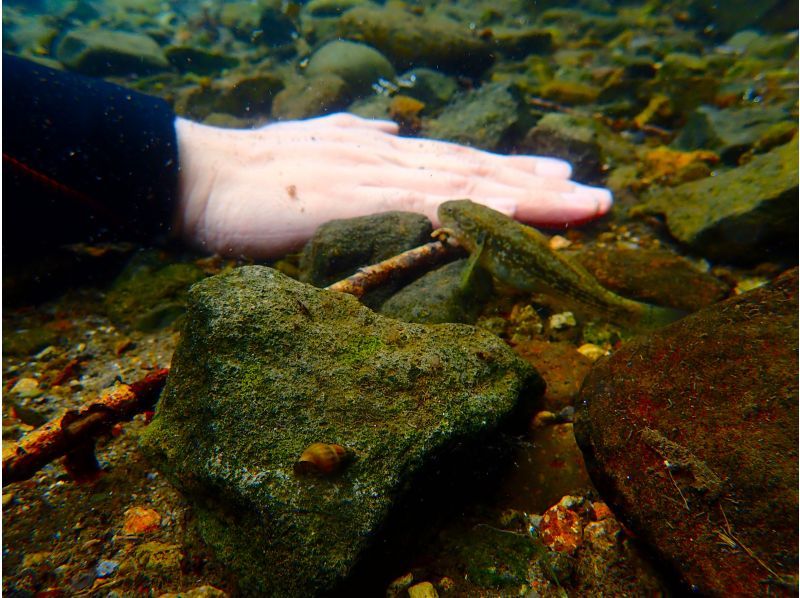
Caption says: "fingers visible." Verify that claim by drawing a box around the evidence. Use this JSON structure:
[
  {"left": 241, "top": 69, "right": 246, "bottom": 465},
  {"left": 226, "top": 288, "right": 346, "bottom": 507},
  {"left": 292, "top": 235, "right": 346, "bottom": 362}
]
[
  {"left": 516, "top": 186, "right": 612, "bottom": 226},
  {"left": 312, "top": 112, "right": 400, "bottom": 134}
]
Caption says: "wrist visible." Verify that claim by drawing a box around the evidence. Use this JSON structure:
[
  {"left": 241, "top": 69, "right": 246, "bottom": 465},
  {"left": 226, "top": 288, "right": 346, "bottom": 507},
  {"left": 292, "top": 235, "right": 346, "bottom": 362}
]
[{"left": 174, "top": 117, "right": 214, "bottom": 248}]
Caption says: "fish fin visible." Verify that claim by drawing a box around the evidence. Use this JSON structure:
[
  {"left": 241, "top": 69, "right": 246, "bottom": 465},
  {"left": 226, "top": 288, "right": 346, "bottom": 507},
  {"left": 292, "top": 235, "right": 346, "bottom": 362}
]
[
  {"left": 460, "top": 230, "right": 486, "bottom": 292},
  {"left": 640, "top": 304, "right": 686, "bottom": 329}
]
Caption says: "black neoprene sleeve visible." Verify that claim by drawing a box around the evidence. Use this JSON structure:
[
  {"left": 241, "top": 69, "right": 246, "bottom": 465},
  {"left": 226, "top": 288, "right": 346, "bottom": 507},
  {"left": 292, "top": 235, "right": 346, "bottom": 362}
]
[{"left": 2, "top": 53, "right": 180, "bottom": 257}]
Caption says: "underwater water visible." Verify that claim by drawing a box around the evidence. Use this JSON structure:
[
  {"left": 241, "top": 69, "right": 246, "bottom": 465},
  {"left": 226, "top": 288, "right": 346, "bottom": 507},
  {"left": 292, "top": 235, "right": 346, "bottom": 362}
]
[{"left": 2, "top": 0, "right": 798, "bottom": 596}]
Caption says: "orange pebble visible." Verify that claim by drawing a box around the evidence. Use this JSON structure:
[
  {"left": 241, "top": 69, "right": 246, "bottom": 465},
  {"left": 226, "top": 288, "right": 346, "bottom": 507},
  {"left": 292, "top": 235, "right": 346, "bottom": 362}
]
[
  {"left": 591, "top": 501, "right": 613, "bottom": 521},
  {"left": 123, "top": 507, "right": 161, "bottom": 535}
]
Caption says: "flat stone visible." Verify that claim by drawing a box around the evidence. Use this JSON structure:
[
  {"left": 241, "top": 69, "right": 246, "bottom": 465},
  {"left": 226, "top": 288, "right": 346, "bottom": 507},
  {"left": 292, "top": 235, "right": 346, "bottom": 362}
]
[
  {"left": 638, "top": 140, "right": 798, "bottom": 263},
  {"left": 575, "top": 268, "right": 798, "bottom": 595},
  {"left": 55, "top": 28, "right": 169, "bottom": 76},
  {"left": 139, "top": 266, "right": 541, "bottom": 595}
]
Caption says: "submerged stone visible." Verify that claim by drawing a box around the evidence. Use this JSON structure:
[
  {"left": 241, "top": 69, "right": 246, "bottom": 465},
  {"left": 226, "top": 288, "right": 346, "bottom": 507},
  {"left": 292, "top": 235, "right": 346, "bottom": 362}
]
[
  {"left": 338, "top": 5, "right": 493, "bottom": 75},
  {"left": 379, "top": 259, "right": 492, "bottom": 325},
  {"left": 139, "top": 266, "right": 541, "bottom": 595},
  {"left": 306, "top": 40, "right": 395, "bottom": 96},
  {"left": 299, "top": 211, "right": 432, "bottom": 308},
  {"left": 575, "top": 268, "right": 798, "bottom": 595},
  {"left": 55, "top": 28, "right": 169, "bottom": 76},
  {"left": 639, "top": 140, "right": 798, "bottom": 263},
  {"left": 425, "top": 82, "right": 526, "bottom": 152}
]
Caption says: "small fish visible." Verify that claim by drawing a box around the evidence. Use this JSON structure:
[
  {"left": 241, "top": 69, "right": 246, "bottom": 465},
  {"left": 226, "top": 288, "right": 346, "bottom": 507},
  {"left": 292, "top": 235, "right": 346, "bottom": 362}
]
[{"left": 437, "top": 200, "right": 683, "bottom": 331}]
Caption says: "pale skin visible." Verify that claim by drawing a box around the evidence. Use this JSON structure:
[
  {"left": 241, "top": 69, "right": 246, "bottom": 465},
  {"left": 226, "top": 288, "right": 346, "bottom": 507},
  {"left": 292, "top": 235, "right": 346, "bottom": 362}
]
[{"left": 174, "top": 112, "right": 613, "bottom": 259}]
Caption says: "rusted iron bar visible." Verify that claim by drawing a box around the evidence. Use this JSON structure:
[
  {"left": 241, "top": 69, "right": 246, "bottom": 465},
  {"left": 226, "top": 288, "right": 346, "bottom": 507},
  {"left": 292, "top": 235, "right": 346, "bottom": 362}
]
[{"left": 2, "top": 368, "right": 169, "bottom": 486}]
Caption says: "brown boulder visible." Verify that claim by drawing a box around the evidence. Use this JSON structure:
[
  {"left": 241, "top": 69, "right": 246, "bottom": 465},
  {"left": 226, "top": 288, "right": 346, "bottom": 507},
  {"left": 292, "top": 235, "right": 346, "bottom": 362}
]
[{"left": 574, "top": 268, "right": 798, "bottom": 595}]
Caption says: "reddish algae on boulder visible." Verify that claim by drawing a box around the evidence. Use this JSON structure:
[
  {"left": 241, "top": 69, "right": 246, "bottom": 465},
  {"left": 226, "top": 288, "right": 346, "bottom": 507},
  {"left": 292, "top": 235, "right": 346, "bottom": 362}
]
[{"left": 575, "top": 268, "right": 798, "bottom": 595}]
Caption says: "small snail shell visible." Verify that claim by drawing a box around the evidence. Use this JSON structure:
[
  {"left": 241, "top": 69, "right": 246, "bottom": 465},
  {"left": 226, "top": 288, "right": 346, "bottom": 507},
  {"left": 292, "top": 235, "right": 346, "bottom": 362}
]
[{"left": 293, "top": 443, "right": 349, "bottom": 476}]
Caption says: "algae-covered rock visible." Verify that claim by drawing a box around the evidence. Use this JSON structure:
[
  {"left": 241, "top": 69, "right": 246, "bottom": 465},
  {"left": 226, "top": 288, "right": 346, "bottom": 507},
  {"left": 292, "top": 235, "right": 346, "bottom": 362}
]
[
  {"left": 639, "top": 140, "right": 798, "bottom": 263},
  {"left": 396, "top": 68, "right": 458, "bottom": 110},
  {"left": 424, "top": 82, "right": 525, "bottom": 151},
  {"left": 165, "top": 46, "right": 239, "bottom": 75},
  {"left": 518, "top": 113, "right": 604, "bottom": 185},
  {"left": 55, "top": 28, "right": 169, "bottom": 76},
  {"left": 379, "top": 259, "right": 492, "bottom": 324},
  {"left": 338, "top": 5, "right": 493, "bottom": 75},
  {"left": 104, "top": 253, "right": 206, "bottom": 331},
  {"left": 271, "top": 73, "right": 351, "bottom": 120},
  {"left": 306, "top": 40, "right": 395, "bottom": 96},
  {"left": 673, "top": 104, "right": 793, "bottom": 163},
  {"left": 139, "top": 265, "right": 541, "bottom": 595},
  {"left": 299, "top": 211, "right": 433, "bottom": 305},
  {"left": 575, "top": 268, "right": 798, "bottom": 595}
]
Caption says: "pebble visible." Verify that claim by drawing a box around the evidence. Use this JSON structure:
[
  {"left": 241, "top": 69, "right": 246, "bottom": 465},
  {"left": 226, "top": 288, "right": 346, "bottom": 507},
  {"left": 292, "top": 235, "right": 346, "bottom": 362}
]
[
  {"left": 548, "top": 312, "right": 577, "bottom": 330},
  {"left": 549, "top": 235, "right": 573, "bottom": 250},
  {"left": 387, "top": 571, "right": 414, "bottom": 596},
  {"left": 3, "top": 492, "right": 14, "bottom": 507},
  {"left": 407, "top": 581, "right": 438, "bottom": 598},
  {"left": 10, "top": 377, "right": 42, "bottom": 399},
  {"left": 122, "top": 506, "right": 161, "bottom": 535},
  {"left": 95, "top": 559, "right": 119, "bottom": 578},
  {"left": 539, "top": 496, "right": 584, "bottom": 554},
  {"left": 576, "top": 343, "right": 607, "bottom": 361}
]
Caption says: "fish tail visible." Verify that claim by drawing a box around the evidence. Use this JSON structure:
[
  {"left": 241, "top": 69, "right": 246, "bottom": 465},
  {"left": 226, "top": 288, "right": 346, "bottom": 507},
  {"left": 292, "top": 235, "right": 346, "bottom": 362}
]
[{"left": 639, "top": 304, "right": 686, "bottom": 329}]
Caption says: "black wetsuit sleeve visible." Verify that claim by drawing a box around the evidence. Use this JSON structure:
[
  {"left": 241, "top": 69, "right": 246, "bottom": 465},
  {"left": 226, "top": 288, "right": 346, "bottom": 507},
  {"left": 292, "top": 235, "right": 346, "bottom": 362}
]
[{"left": 2, "top": 53, "right": 180, "bottom": 256}]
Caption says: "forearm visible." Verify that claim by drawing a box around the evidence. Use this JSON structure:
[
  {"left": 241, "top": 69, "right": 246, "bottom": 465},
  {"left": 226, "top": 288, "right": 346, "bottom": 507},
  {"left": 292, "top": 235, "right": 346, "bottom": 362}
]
[{"left": 2, "top": 54, "right": 180, "bottom": 256}]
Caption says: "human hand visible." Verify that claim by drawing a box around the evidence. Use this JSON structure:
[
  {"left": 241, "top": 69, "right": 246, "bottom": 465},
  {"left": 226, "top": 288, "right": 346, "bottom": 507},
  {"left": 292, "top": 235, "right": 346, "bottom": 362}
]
[{"left": 174, "top": 113, "right": 612, "bottom": 258}]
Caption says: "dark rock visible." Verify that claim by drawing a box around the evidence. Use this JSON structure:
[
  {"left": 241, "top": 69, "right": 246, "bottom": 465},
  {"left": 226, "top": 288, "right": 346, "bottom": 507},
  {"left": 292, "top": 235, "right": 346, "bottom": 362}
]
[
  {"left": 299, "top": 211, "right": 432, "bottom": 308},
  {"left": 396, "top": 68, "right": 458, "bottom": 110},
  {"left": 165, "top": 46, "right": 239, "bottom": 75},
  {"left": 638, "top": 140, "right": 798, "bottom": 263},
  {"left": 139, "top": 265, "right": 541, "bottom": 595},
  {"left": 723, "top": 30, "right": 799, "bottom": 60},
  {"left": 518, "top": 113, "right": 603, "bottom": 185},
  {"left": 55, "top": 28, "right": 169, "bottom": 76},
  {"left": 488, "top": 27, "right": 554, "bottom": 60},
  {"left": 219, "top": 1, "right": 296, "bottom": 46},
  {"left": 213, "top": 74, "right": 284, "bottom": 118},
  {"left": 574, "top": 246, "right": 731, "bottom": 312},
  {"left": 306, "top": 40, "right": 395, "bottom": 96},
  {"left": 574, "top": 268, "right": 798, "bottom": 595},
  {"left": 104, "top": 253, "right": 206, "bottom": 331},
  {"left": 379, "top": 259, "right": 492, "bottom": 324},
  {"left": 271, "top": 73, "right": 351, "bottom": 120},
  {"left": 674, "top": 104, "right": 793, "bottom": 163},
  {"left": 338, "top": 5, "right": 493, "bottom": 75},
  {"left": 424, "top": 82, "right": 526, "bottom": 152},
  {"left": 647, "top": 52, "right": 718, "bottom": 116}
]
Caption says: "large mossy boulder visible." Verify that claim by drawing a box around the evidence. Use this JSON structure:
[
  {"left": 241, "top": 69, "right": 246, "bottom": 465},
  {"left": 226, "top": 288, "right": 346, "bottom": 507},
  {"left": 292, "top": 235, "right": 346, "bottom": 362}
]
[
  {"left": 575, "top": 268, "right": 798, "bottom": 595},
  {"left": 139, "top": 266, "right": 542, "bottom": 595}
]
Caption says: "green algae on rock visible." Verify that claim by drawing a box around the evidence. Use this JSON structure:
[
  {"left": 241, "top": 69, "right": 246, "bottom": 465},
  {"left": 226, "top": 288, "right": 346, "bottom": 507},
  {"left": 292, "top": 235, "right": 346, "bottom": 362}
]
[
  {"left": 299, "top": 210, "right": 433, "bottom": 307},
  {"left": 379, "top": 259, "right": 492, "bottom": 325},
  {"left": 139, "top": 266, "right": 542, "bottom": 595},
  {"left": 104, "top": 253, "right": 206, "bottom": 332},
  {"left": 575, "top": 267, "right": 798, "bottom": 595},
  {"left": 638, "top": 139, "right": 798, "bottom": 263}
]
